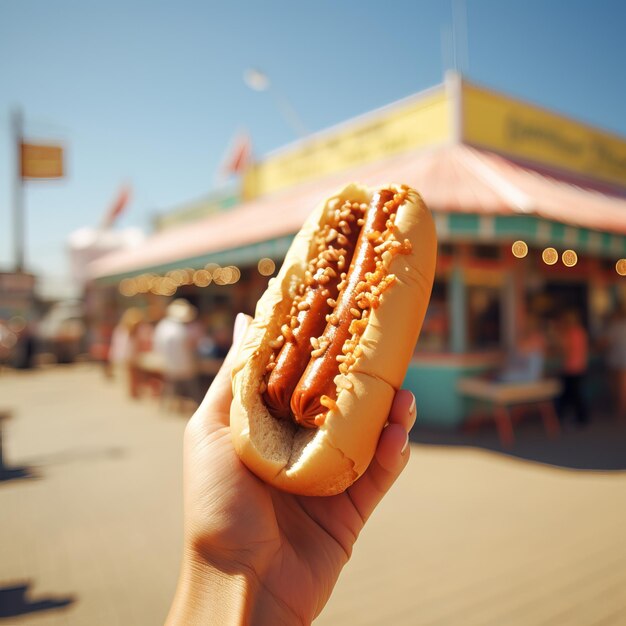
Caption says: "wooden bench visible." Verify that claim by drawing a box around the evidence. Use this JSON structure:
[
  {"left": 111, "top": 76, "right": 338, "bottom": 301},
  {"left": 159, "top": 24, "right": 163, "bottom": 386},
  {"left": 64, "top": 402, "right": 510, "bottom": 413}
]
[{"left": 457, "top": 377, "right": 562, "bottom": 448}]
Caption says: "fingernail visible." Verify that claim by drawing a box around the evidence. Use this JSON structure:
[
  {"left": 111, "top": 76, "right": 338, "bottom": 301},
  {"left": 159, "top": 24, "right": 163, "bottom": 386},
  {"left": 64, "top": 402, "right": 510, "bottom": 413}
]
[
  {"left": 233, "top": 313, "right": 246, "bottom": 345},
  {"left": 401, "top": 432, "right": 409, "bottom": 454},
  {"left": 409, "top": 393, "right": 416, "bottom": 417}
]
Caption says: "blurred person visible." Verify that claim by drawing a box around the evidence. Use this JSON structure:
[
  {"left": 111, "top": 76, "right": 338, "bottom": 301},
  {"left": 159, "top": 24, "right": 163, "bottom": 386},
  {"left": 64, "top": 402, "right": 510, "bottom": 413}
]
[
  {"left": 605, "top": 307, "right": 626, "bottom": 419},
  {"left": 153, "top": 298, "right": 201, "bottom": 407},
  {"left": 0, "top": 320, "right": 13, "bottom": 365},
  {"left": 556, "top": 310, "right": 589, "bottom": 425},
  {"left": 186, "top": 310, "right": 207, "bottom": 354},
  {"left": 89, "top": 313, "right": 115, "bottom": 378},
  {"left": 166, "top": 313, "right": 414, "bottom": 625},
  {"left": 212, "top": 325, "right": 232, "bottom": 358},
  {"left": 499, "top": 315, "right": 546, "bottom": 383},
  {"left": 135, "top": 313, "right": 155, "bottom": 353},
  {"left": 109, "top": 307, "right": 144, "bottom": 398},
  {"left": 9, "top": 316, "right": 36, "bottom": 370},
  {"left": 197, "top": 312, "right": 232, "bottom": 360}
]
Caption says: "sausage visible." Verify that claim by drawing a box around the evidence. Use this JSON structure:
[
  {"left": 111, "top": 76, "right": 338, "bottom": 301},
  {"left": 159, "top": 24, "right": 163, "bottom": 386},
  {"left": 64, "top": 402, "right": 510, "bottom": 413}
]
[
  {"left": 262, "top": 202, "right": 363, "bottom": 418},
  {"left": 262, "top": 282, "right": 337, "bottom": 419},
  {"left": 290, "top": 189, "right": 397, "bottom": 427}
]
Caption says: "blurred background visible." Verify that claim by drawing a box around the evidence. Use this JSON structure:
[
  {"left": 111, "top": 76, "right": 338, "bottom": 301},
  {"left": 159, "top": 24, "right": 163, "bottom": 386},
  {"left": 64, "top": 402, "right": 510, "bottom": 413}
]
[{"left": 1, "top": 1, "right": 625, "bottom": 624}]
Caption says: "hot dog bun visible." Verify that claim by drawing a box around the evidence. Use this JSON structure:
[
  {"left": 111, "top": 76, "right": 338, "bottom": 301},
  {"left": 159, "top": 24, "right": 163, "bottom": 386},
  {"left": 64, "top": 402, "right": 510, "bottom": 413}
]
[{"left": 230, "top": 183, "right": 437, "bottom": 495}]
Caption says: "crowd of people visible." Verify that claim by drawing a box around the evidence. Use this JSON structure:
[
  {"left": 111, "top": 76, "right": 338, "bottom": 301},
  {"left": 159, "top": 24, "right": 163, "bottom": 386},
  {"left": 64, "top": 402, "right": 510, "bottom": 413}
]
[
  {"left": 102, "top": 298, "right": 233, "bottom": 409},
  {"left": 4, "top": 296, "right": 622, "bottom": 423},
  {"left": 496, "top": 306, "right": 626, "bottom": 424},
  {"left": 94, "top": 298, "right": 626, "bottom": 424}
]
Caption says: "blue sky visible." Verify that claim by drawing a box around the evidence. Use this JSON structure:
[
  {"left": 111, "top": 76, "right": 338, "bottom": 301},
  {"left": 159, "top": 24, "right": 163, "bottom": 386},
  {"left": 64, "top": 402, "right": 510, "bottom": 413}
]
[{"left": 1, "top": 0, "right": 625, "bottom": 290}]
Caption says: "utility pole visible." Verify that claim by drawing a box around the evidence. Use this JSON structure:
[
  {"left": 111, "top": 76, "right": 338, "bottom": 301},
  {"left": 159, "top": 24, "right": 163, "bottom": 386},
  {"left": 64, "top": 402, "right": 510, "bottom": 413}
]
[{"left": 12, "top": 108, "right": 25, "bottom": 272}]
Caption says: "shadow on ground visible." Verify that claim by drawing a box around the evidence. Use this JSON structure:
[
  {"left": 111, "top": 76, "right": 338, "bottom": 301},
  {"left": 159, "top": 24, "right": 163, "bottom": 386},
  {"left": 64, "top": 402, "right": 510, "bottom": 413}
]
[
  {"left": 0, "top": 581, "right": 74, "bottom": 620},
  {"left": 23, "top": 445, "right": 126, "bottom": 468},
  {"left": 0, "top": 446, "right": 125, "bottom": 485},
  {"left": 0, "top": 466, "right": 38, "bottom": 484},
  {"left": 411, "top": 413, "right": 626, "bottom": 471}
]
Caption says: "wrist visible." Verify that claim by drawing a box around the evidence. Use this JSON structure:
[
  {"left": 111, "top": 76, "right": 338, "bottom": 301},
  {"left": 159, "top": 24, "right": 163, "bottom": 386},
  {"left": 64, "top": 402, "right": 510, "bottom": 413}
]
[
  {"left": 167, "top": 549, "right": 308, "bottom": 626},
  {"left": 166, "top": 551, "right": 259, "bottom": 626}
]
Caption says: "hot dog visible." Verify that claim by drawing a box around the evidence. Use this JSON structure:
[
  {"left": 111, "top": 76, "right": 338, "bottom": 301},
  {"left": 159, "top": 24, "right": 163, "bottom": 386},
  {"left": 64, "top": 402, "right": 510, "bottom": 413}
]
[{"left": 231, "top": 183, "right": 437, "bottom": 496}]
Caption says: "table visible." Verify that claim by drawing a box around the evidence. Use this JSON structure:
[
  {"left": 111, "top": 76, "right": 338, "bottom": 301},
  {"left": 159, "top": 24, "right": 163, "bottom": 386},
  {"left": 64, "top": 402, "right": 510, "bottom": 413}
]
[{"left": 457, "top": 377, "right": 562, "bottom": 447}]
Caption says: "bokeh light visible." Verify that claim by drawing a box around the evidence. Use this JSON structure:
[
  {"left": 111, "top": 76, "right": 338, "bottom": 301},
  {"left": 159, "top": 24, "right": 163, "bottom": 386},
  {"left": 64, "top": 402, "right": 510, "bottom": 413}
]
[
  {"left": 167, "top": 269, "right": 186, "bottom": 286},
  {"left": 226, "top": 265, "right": 241, "bottom": 284},
  {"left": 213, "top": 267, "right": 229, "bottom": 285},
  {"left": 160, "top": 277, "right": 177, "bottom": 296},
  {"left": 192, "top": 269, "right": 212, "bottom": 287},
  {"left": 511, "top": 240, "right": 528, "bottom": 258},
  {"left": 562, "top": 249, "right": 578, "bottom": 267},
  {"left": 616, "top": 259, "right": 626, "bottom": 276},
  {"left": 541, "top": 247, "right": 558, "bottom": 265},
  {"left": 258, "top": 257, "right": 276, "bottom": 276},
  {"left": 135, "top": 274, "right": 151, "bottom": 292},
  {"left": 119, "top": 278, "right": 138, "bottom": 297}
]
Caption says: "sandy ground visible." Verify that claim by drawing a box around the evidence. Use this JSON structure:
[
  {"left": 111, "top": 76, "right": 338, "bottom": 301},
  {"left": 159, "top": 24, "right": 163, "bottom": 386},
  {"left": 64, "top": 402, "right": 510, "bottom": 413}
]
[{"left": 0, "top": 364, "right": 625, "bottom": 625}]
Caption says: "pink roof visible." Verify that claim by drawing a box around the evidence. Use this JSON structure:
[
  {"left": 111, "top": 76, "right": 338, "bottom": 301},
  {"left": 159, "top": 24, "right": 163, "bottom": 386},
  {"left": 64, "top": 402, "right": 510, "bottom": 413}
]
[{"left": 88, "top": 145, "right": 626, "bottom": 279}]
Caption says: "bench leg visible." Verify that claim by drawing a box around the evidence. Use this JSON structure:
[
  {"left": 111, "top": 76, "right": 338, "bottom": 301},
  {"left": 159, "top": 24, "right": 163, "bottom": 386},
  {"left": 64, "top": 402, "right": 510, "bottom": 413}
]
[
  {"left": 464, "top": 410, "right": 492, "bottom": 434},
  {"left": 494, "top": 405, "right": 515, "bottom": 448},
  {"left": 539, "top": 401, "right": 560, "bottom": 438}
]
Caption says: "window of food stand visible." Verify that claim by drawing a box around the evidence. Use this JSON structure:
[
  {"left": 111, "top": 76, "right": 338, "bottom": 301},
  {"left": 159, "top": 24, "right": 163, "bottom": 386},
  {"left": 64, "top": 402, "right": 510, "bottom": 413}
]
[
  {"left": 416, "top": 280, "right": 449, "bottom": 352},
  {"left": 414, "top": 244, "right": 507, "bottom": 354},
  {"left": 467, "top": 284, "right": 502, "bottom": 349}
]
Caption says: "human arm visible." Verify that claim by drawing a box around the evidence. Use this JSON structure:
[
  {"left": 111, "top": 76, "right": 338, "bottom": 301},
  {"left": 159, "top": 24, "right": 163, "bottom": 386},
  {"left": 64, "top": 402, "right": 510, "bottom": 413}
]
[{"left": 166, "top": 313, "right": 416, "bottom": 625}]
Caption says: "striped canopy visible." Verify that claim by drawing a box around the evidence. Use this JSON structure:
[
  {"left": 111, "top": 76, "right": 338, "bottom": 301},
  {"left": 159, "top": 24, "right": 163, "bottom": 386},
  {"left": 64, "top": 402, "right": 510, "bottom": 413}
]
[{"left": 89, "top": 144, "right": 626, "bottom": 282}]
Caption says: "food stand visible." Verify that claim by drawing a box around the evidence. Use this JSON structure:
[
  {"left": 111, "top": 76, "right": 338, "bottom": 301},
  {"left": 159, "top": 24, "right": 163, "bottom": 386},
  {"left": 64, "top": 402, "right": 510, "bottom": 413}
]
[{"left": 87, "top": 73, "right": 626, "bottom": 427}]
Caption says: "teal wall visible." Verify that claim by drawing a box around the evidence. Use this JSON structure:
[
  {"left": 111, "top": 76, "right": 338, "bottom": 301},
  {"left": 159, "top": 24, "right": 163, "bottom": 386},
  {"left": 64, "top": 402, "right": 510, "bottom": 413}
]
[
  {"left": 403, "top": 360, "right": 494, "bottom": 428},
  {"left": 404, "top": 355, "right": 610, "bottom": 428}
]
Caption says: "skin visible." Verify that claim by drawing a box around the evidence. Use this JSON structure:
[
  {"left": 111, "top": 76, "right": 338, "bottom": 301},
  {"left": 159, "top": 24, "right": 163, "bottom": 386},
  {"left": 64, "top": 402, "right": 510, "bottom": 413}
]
[{"left": 166, "top": 313, "right": 417, "bottom": 625}]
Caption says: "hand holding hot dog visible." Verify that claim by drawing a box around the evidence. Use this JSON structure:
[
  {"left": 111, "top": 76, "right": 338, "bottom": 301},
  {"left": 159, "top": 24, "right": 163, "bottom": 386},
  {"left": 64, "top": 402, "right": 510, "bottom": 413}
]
[{"left": 166, "top": 313, "right": 418, "bottom": 626}]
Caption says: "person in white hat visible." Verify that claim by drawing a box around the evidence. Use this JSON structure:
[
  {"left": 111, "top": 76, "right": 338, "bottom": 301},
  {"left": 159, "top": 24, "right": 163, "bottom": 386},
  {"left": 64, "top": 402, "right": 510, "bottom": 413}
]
[{"left": 153, "top": 298, "right": 200, "bottom": 407}]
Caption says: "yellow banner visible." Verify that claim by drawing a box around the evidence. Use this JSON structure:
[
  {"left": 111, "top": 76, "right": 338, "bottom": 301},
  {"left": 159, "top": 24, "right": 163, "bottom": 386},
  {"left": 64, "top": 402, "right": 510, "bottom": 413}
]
[
  {"left": 21, "top": 142, "right": 64, "bottom": 179},
  {"left": 243, "top": 88, "right": 450, "bottom": 199},
  {"left": 462, "top": 83, "right": 626, "bottom": 189}
]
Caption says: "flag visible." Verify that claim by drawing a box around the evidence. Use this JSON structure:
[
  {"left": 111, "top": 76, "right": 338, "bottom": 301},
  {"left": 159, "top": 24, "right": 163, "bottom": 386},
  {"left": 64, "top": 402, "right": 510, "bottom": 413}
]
[
  {"left": 219, "top": 130, "right": 253, "bottom": 178},
  {"left": 21, "top": 142, "right": 64, "bottom": 179},
  {"left": 101, "top": 184, "right": 132, "bottom": 229}
]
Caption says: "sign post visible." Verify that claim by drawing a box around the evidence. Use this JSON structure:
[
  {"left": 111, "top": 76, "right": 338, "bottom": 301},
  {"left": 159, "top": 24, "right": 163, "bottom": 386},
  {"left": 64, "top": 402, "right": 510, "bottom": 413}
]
[
  {"left": 11, "top": 109, "right": 65, "bottom": 272},
  {"left": 12, "top": 109, "right": 24, "bottom": 272}
]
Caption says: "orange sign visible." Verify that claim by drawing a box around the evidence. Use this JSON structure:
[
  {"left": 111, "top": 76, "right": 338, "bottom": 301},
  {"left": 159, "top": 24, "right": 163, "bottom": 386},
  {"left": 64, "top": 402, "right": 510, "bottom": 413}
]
[{"left": 21, "top": 142, "right": 64, "bottom": 179}]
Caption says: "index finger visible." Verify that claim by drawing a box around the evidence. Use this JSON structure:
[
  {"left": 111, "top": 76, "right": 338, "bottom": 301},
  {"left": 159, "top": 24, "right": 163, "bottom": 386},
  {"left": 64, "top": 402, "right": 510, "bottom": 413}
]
[{"left": 344, "top": 390, "right": 414, "bottom": 522}]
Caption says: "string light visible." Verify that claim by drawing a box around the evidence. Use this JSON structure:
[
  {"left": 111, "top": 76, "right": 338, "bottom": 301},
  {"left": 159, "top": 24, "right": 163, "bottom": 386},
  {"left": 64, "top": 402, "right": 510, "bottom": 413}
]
[
  {"left": 193, "top": 269, "right": 212, "bottom": 287},
  {"left": 213, "top": 267, "right": 229, "bottom": 285},
  {"left": 542, "top": 247, "right": 558, "bottom": 265},
  {"left": 511, "top": 240, "right": 528, "bottom": 258},
  {"left": 160, "top": 277, "right": 177, "bottom": 296},
  {"left": 258, "top": 258, "right": 276, "bottom": 276},
  {"left": 119, "top": 278, "right": 138, "bottom": 297},
  {"left": 119, "top": 263, "right": 244, "bottom": 296},
  {"left": 226, "top": 265, "right": 241, "bottom": 284},
  {"left": 167, "top": 269, "right": 186, "bottom": 285},
  {"left": 562, "top": 249, "right": 578, "bottom": 267}
]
